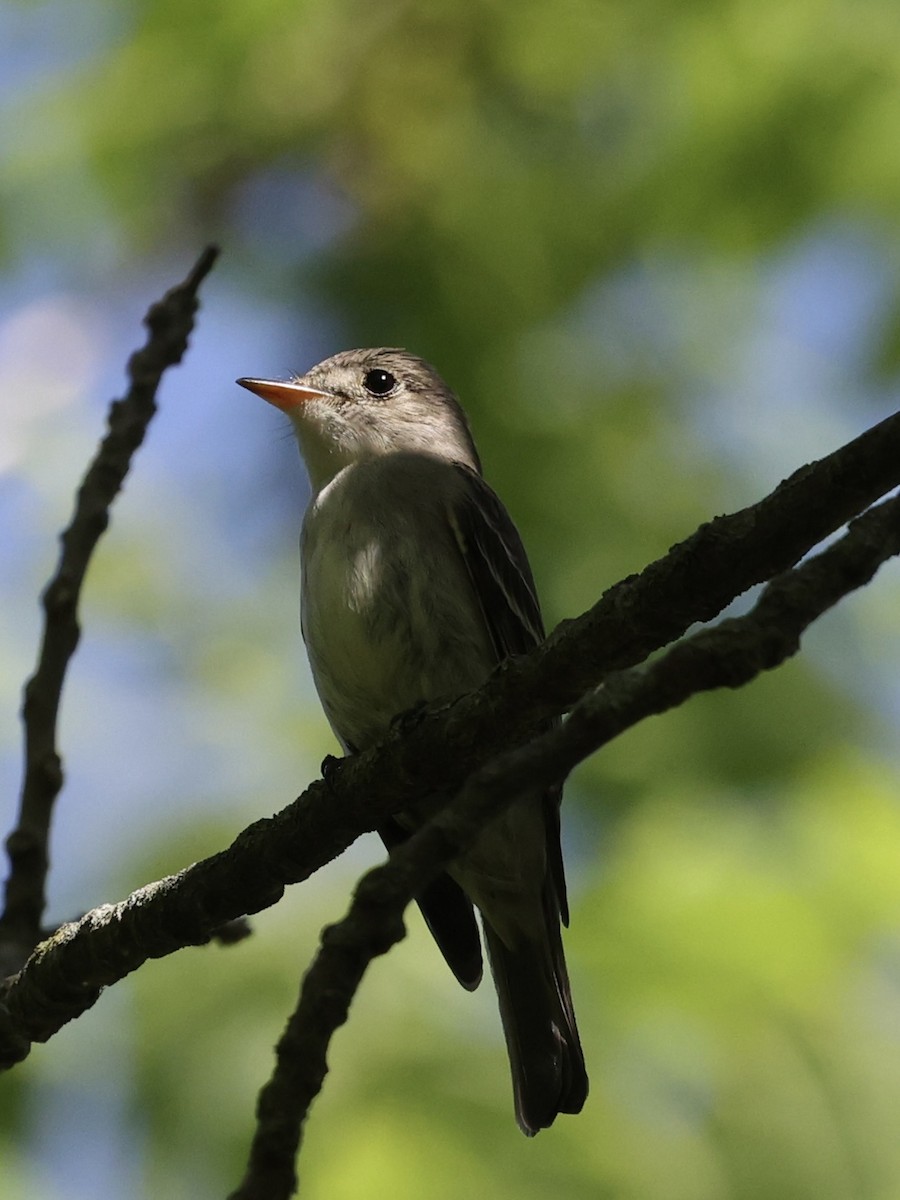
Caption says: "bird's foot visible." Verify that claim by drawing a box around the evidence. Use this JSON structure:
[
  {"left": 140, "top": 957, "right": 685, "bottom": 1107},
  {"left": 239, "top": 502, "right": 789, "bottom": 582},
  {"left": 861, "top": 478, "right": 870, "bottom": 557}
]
[{"left": 320, "top": 753, "right": 345, "bottom": 780}]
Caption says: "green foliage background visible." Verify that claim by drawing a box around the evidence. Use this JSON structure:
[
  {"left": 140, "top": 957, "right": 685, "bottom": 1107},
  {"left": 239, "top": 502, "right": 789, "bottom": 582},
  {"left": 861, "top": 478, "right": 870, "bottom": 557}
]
[{"left": 3, "top": 0, "right": 900, "bottom": 1196}]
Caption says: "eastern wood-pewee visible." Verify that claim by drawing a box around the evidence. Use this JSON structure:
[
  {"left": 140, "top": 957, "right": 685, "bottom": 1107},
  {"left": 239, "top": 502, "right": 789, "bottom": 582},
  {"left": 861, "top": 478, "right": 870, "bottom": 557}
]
[{"left": 238, "top": 348, "right": 588, "bottom": 1134}]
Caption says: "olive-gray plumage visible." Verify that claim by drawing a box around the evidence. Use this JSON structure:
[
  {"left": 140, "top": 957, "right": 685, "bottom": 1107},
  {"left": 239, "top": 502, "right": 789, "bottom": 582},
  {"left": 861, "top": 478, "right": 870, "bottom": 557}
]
[{"left": 238, "top": 348, "right": 588, "bottom": 1133}]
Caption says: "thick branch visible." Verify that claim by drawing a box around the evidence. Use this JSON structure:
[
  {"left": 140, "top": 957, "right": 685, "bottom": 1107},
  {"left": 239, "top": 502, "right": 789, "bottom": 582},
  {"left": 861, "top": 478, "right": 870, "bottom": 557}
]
[
  {"left": 0, "top": 411, "right": 897, "bottom": 1069},
  {"left": 0, "top": 247, "right": 219, "bottom": 971},
  {"left": 231, "top": 492, "right": 900, "bottom": 1199}
]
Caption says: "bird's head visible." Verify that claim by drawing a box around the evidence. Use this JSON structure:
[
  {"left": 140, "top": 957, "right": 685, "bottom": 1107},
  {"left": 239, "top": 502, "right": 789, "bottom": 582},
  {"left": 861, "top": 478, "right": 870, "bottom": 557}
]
[{"left": 238, "top": 348, "right": 480, "bottom": 493}]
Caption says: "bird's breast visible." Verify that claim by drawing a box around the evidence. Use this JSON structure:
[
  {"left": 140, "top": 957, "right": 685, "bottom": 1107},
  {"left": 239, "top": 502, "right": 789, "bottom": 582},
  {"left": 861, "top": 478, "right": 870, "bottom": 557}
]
[{"left": 300, "top": 463, "right": 493, "bottom": 750}]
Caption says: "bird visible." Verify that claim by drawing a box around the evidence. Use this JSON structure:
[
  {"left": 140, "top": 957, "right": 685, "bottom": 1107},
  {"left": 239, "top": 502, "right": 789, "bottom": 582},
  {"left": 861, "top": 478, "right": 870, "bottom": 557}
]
[{"left": 237, "top": 348, "right": 587, "bottom": 1134}]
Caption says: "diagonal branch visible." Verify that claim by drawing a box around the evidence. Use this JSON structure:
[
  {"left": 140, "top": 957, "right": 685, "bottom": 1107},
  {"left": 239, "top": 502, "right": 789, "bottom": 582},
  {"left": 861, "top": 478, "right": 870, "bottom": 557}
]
[
  {"left": 0, "top": 410, "right": 898, "bottom": 1069},
  {"left": 0, "top": 246, "right": 219, "bottom": 974},
  {"left": 457, "top": 405, "right": 900, "bottom": 740},
  {"left": 230, "top": 491, "right": 900, "bottom": 1200}
]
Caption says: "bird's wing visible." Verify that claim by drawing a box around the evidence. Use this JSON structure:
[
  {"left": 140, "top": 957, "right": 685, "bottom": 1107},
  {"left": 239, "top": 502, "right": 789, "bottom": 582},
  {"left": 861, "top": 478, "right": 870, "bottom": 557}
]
[
  {"left": 446, "top": 464, "right": 545, "bottom": 658},
  {"left": 446, "top": 464, "right": 569, "bottom": 925}
]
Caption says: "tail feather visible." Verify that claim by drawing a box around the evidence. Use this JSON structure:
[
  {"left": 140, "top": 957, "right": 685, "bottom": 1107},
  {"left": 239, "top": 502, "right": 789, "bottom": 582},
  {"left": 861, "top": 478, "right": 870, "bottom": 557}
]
[
  {"left": 482, "top": 896, "right": 588, "bottom": 1136},
  {"left": 378, "top": 819, "right": 483, "bottom": 989}
]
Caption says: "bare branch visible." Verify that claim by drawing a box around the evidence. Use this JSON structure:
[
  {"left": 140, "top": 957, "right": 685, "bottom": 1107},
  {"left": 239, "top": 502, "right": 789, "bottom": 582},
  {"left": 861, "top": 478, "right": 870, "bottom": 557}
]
[
  {"left": 230, "top": 492, "right": 900, "bottom": 1198},
  {"left": 0, "top": 409, "right": 898, "bottom": 1070},
  {"left": 0, "top": 246, "right": 220, "bottom": 974}
]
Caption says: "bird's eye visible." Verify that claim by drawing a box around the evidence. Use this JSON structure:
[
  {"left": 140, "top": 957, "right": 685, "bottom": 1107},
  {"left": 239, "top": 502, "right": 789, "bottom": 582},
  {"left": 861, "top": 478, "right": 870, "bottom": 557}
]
[{"left": 363, "top": 369, "right": 397, "bottom": 397}]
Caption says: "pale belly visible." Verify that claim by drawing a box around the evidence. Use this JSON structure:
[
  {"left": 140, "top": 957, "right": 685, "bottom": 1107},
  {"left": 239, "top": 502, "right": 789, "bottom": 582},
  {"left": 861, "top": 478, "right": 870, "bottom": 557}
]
[{"left": 301, "top": 518, "right": 493, "bottom": 752}]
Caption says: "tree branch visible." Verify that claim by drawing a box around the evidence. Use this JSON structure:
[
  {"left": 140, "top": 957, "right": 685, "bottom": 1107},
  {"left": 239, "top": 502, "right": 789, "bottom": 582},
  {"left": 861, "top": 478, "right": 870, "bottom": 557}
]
[
  {"left": 471, "top": 404, "right": 900, "bottom": 737},
  {"left": 0, "top": 407, "right": 897, "bottom": 1070},
  {"left": 230, "top": 491, "right": 900, "bottom": 1200},
  {"left": 0, "top": 246, "right": 219, "bottom": 975}
]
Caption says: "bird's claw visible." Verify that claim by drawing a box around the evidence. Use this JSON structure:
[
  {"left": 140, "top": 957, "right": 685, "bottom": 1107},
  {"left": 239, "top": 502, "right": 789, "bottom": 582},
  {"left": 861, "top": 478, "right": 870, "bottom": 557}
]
[{"left": 320, "top": 753, "right": 345, "bottom": 780}]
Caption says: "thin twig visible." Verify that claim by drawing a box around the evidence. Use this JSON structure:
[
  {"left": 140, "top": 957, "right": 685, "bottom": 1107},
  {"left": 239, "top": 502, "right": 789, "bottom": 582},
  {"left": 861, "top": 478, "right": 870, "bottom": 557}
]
[
  {"left": 229, "top": 491, "right": 900, "bottom": 1200},
  {"left": 0, "top": 246, "right": 219, "bottom": 974}
]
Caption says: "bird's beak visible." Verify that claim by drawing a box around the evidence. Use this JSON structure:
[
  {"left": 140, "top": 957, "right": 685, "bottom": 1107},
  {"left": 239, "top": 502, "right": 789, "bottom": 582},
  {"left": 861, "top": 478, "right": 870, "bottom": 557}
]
[{"left": 236, "top": 377, "right": 332, "bottom": 412}]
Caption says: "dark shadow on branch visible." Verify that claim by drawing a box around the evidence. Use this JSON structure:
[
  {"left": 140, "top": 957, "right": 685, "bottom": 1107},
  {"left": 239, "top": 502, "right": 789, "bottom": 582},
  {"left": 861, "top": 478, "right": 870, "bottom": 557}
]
[{"left": 0, "top": 246, "right": 219, "bottom": 978}]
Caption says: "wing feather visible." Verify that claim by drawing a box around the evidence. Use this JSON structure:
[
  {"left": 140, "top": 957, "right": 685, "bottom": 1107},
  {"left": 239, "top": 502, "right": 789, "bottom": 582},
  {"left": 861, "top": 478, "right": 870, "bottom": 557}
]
[{"left": 447, "top": 464, "right": 569, "bottom": 925}]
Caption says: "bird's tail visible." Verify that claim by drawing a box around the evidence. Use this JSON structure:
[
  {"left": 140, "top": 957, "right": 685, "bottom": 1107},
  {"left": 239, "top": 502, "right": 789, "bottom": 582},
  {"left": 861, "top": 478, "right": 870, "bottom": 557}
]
[{"left": 482, "top": 889, "right": 588, "bottom": 1136}]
